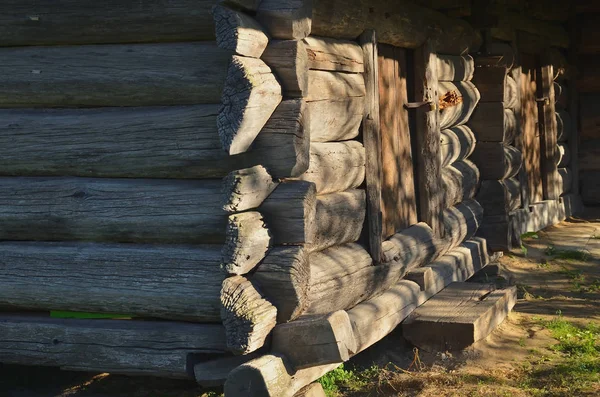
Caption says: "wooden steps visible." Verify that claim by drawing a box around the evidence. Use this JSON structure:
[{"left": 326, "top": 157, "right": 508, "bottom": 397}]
[{"left": 402, "top": 282, "right": 517, "bottom": 352}]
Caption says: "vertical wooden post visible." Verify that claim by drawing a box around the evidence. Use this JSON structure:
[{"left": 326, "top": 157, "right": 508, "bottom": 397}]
[
  {"left": 512, "top": 64, "right": 530, "bottom": 209},
  {"left": 360, "top": 30, "right": 383, "bottom": 263},
  {"left": 413, "top": 41, "right": 445, "bottom": 238},
  {"left": 537, "top": 62, "right": 560, "bottom": 200},
  {"left": 568, "top": 11, "right": 580, "bottom": 196}
]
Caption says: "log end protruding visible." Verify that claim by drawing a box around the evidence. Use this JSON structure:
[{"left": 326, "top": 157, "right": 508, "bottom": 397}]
[
  {"left": 224, "top": 354, "right": 291, "bottom": 396},
  {"left": 219, "top": 56, "right": 282, "bottom": 155},
  {"left": 262, "top": 40, "right": 309, "bottom": 98},
  {"left": 256, "top": 0, "right": 313, "bottom": 40},
  {"left": 213, "top": 5, "right": 270, "bottom": 58},
  {"left": 222, "top": 212, "right": 271, "bottom": 275},
  {"left": 222, "top": 165, "right": 279, "bottom": 213},
  {"left": 220, "top": 276, "right": 278, "bottom": 355}
]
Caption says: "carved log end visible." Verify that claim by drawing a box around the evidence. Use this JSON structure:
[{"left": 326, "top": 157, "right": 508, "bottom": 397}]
[
  {"left": 222, "top": 212, "right": 271, "bottom": 275},
  {"left": 222, "top": 165, "right": 279, "bottom": 213},
  {"left": 213, "top": 5, "right": 270, "bottom": 58}
]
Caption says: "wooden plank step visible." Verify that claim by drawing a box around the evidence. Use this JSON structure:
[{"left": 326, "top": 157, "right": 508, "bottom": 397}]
[{"left": 402, "top": 282, "right": 517, "bottom": 352}]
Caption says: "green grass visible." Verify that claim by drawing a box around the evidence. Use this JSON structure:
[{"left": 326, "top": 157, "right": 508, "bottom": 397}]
[
  {"left": 522, "top": 232, "right": 539, "bottom": 240},
  {"left": 545, "top": 246, "right": 590, "bottom": 261},
  {"left": 318, "top": 365, "right": 374, "bottom": 397}
]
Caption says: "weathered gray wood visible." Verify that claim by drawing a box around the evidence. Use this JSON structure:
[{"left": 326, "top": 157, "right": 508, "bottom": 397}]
[
  {"left": 556, "top": 143, "right": 571, "bottom": 168},
  {"left": 222, "top": 166, "right": 279, "bottom": 213},
  {"left": 0, "top": 177, "right": 227, "bottom": 244},
  {"left": 558, "top": 167, "right": 572, "bottom": 195},
  {"left": 475, "top": 43, "right": 515, "bottom": 69},
  {"left": 440, "top": 125, "right": 477, "bottom": 167},
  {"left": 262, "top": 40, "right": 309, "bottom": 98},
  {"left": 220, "top": 276, "right": 277, "bottom": 354},
  {"left": 381, "top": 222, "right": 439, "bottom": 267},
  {"left": 294, "top": 142, "right": 365, "bottom": 194},
  {"left": 505, "top": 75, "right": 520, "bottom": 110},
  {"left": 476, "top": 179, "right": 522, "bottom": 216},
  {"left": 195, "top": 352, "right": 263, "bottom": 387},
  {"left": 554, "top": 81, "right": 568, "bottom": 109},
  {"left": 212, "top": 4, "right": 269, "bottom": 58},
  {"left": 305, "top": 70, "right": 366, "bottom": 102},
  {"left": 252, "top": 246, "right": 310, "bottom": 323},
  {"left": 256, "top": 0, "right": 312, "bottom": 40},
  {"left": 477, "top": 214, "right": 512, "bottom": 252},
  {"left": 0, "top": 42, "right": 231, "bottom": 107},
  {"left": 222, "top": 212, "right": 271, "bottom": 275},
  {"left": 224, "top": 354, "right": 340, "bottom": 397},
  {"left": 556, "top": 109, "right": 572, "bottom": 142},
  {"left": 438, "top": 81, "right": 481, "bottom": 130},
  {"left": 361, "top": 30, "right": 384, "bottom": 262},
  {"left": 0, "top": 103, "right": 307, "bottom": 179},
  {"left": 469, "top": 103, "right": 517, "bottom": 143},
  {"left": 470, "top": 143, "right": 522, "bottom": 180},
  {"left": 403, "top": 283, "right": 517, "bottom": 352},
  {"left": 307, "top": 97, "right": 364, "bottom": 142},
  {"left": 435, "top": 54, "right": 474, "bottom": 82},
  {"left": 0, "top": 0, "right": 219, "bottom": 46},
  {"left": 311, "top": 0, "right": 482, "bottom": 54},
  {"left": 441, "top": 160, "right": 480, "bottom": 209},
  {"left": 472, "top": 66, "right": 507, "bottom": 103},
  {"left": 304, "top": 36, "right": 365, "bottom": 73},
  {"left": 294, "top": 383, "right": 327, "bottom": 397},
  {"left": 219, "top": 55, "right": 282, "bottom": 155},
  {"left": 443, "top": 199, "right": 484, "bottom": 250},
  {"left": 538, "top": 63, "right": 560, "bottom": 200},
  {"left": 0, "top": 314, "right": 227, "bottom": 378},
  {"left": 272, "top": 311, "right": 357, "bottom": 369},
  {"left": 0, "top": 242, "right": 224, "bottom": 321}
]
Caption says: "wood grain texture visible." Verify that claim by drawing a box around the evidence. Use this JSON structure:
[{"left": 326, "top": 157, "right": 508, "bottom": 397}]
[
  {"left": 307, "top": 97, "right": 364, "bottom": 142},
  {"left": 0, "top": 0, "right": 218, "bottom": 46},
  {"left": 212, "top": 4, "right": 269, "bottom": 58},
  {"left": 476, "top": 179, "right": 522, "bottom": 216},
  {"left": 469, "top": 103, "right": 517, "bottom": 143},
  {"left": 440, "top": 125, "right": 477, "bottom": 167},
  {"left": 441, "top": 160, "right": 480, "bottom": 209},
  {"left": 470, "top": 143, "right": 522, "bottom": 180},
  {"left": 222, "top": 166, "right": 279, "bottom": 213},
  {"left": 537, "top": 64, "right": 560, "bottom": 200},
  {"left": 435, "top": 54, "right": 474, "bottom": 82},
  {"left": 0, "top": 177, "right": 227, "bottom": 244},
  {"left": 0, "top": 314, "right": 227, "bottom": 378},
  {"left": 305, "top": 70, "right": 366, "bottom": 102},
  {"left": 471, "top": 66, "right": 507, "bottom": 103},
  {"left": 556, "top": 109, "right": 573, "bottom": 142},
  {"left": 438, "top": 81, "right": 480, "bottom": 130},
  {"left": 256, "top": 0, "right": 312, "bottom": 40},
  {"left": 556, "top": 143, "right": 571, "bottom": 168},
  {"left": 0, "top": 42, "right": 231, "bottom": 107},
  {"left": 262, "top": 40, "right": 309, "bottom": 98},
  {"left": 304, "top": 36, "right": 364, "bottom": 72},
  {"left": 195, "top": 352, "right": 263, "bottom": 387},
  {"left": 221, "top": 212, "right": 271, "bottom": 275}
]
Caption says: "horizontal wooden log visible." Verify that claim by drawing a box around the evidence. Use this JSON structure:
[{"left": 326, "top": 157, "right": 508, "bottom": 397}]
[
  {"left": 435, "top": 54, "right": 474, "bottom": 81},
  {"left": 195, "top": 352, "right": 263, "bottom": 387},
  {"left": 556, "top": 109, "right": 573, "bottom": 142},
  {"left": 490, "top": 11, "right": 569, "bottom": 48},
  {"left": 556, "top": 143, "right": 571, "bottom": 168},
  {"left": 443, "top": 199, "right": 484, "bottom": 250},
  {"left": 441, "top": 160, "right": 480, "bottom": 208},
  {"left": 262, "top": 40, "right": 309, "bottom": 98},
  {"left": 558, "top": 167, "right": 572, "bottom": 195},
  {"left": 0, "top": 242, "right": 224, "bottom": 321},
  {"left": 0, "top": 42, "right": 231, "bottom": 107},
  {"left": 304, "top": 36, "right": 364, "bottom": 73},
  {"left": 438, "top": 81, "right": 480, "bottom": 130},
  {"left": 476, "top": 215, "right": 512, "bottom": 252},
  {"left": 0, "top": 102, "right": 308, "bottom": 179},
  {"left": 305, "top": 70, "right": 366, "bottom": 102},
  {"left": 582, "top": 171, "right": 600, "bottom": 205},
  {"left": 222, "top": 166, "right": 278, "bottom": 213},
  {"left": 311, "top": 0, "right": 482, "bottom": 54},
  {"left": 294, "top": 383, "right": 327, "bottom": 397},
  {"left": 221, "top": 212, "right": 271, "bottom": 275},
  {"left": 470, "top": 143, "right": 522, "bottom": 180},
  {"left": 0, "top": 0, "right": 219, "bottom": 46},
  {"left": 213, "top": 4, "right": 269, "bottom": 58},
  {"left": 294, "top": 141, "right": 365, "bottom": 194},
  {"left": 476, "top": 179, "right": 521, "bottom": 216},
  {"left": 307, "top": 97, "right": 364, "bottom": 142},
  {"left": 505, "top": 75, "right": 520, "bottom": 110},
  {"left": 256, "top": 0, "right": 312, "bottom": 40},
  {"left": 580, "top": 141, "right": 600, "bottom": 171},
  {"left": 474, "top": 43, "right": 515, "bottom": 69},
  {"left": 0, "top": 314, "right": 227, "bottom": 378},
  {"left": 440, "top": 125, "right": 477, "bottom": 167},
  {"left": 554, "top": 81, "right": 568, "bottom": 109},
  {"left": 0, "top": 177, "right": 227, "bottom": 244},
  {"left": 381, "top": 222, "right": 439, "bottom": 267},
  {"left": 472, "top": 66, "right": 507, "bottom": 102},
  {"left": 469, "top": 103, "right": 516, "bottom": 143}
]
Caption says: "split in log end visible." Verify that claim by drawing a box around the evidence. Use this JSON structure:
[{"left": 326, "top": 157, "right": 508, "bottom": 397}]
[
  {"left": 221, "top": 212, "right": 271, "bottom": 275},
  {"left": 222, "top": 165, "right": 279, "bottom": 213}
]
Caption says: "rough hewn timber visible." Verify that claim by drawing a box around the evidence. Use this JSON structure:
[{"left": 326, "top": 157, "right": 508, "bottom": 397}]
[
  {"left": 476, "top": 179, "right": 522, "bottom": 216},
  {"left": 556, "top": 143, "right": 571, "bottom": 168},
  {"left": 472, "top": 66, "right": 507, "bottom": 102},
  {"left": 490, "top": 11, "right": 569, "bottom": 48},
  {"left": 0, "top": 177, "right": 227, "bottom": 244},
  {"left": 435, "top": 54, "right": 475, "bottom": 81},
  {"left": 195, "top": 352, "right": 263, "bottom": 387},
  {"left": 505, "top": 75, "right": 520, "bottom": 110},
  {"left": 0, "top": 103, "right": 307, "bottom": 179},
  {"left": 222, "top": 166, "right": 278, "bottom": 213},
  {"left": 0, "top": 42, "right": 231, "bottom": 107},
  {"left": 311, "top": 0, "right": 482, "bottom": 54},
  {"left": 438, "top": 81, "right": 480, "bottom": 130},
  {"left": 538, "top": 64, "right": 560, "bottom": 200},
  {"left": 558, "top": 167, "right": 572, "bottom": 195},
  {"left": 293, "top": 141, "right": 365, "bottom": 194},
  {"left": 305, "top": 70, "right": 366, "bottom": 102},
  {"left": 212, "top": 5, "right": 269, "bottom": 58},
  {"left": 470, "top": 143, "right": 522, "bottom": 180},
  {"left": 441, "top": 160, "right": 481, "bottom": 208},
  {"left": 469, "top": 103, "right": 517, "bottom": 143},
  {"left": 220, "top": 276, "right": 277, "bottom": 355},
  {"left": 0, "top": 242, "right": 224, "bottom": 321},
  {"left": 0, "top": 0, "right": 219, "bottom": 46},
  {"left": 440, "top": 125, "right": 477, "bottom": 167},
  {"left": 221, "top": 212, "right": 271, "bottom": 275},
  {"left": 294, "top": 383, "right": 327, "bottom": 397},
  {"left": 218, "top": 55, "right": 282, "bottom": 155},
  {"left": 0, "top": 314, "right": 227, "bottom": 378},
  {"left": 556, "top": 109, "right": 573, "bottom": 142},
  {"left": 443, "top": 199, "right": 484, "bottom": 250},
  {"left": 304, "top": 36, "right": 364, "bottom": 73},
  {"left": 307, "top": 97, "right": 364, "bottom": 142},
  {"left": 262, "top": 40, "right": 309, "bottom": 98},
  {"left": 256, "top": 0, "right": 312, "bottom": 40},
  {"left": 477, "top": 214, "right": 512, "bottom": 252}
]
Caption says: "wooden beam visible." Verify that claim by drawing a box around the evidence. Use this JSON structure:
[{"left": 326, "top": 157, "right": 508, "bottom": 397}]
[
  {"left": 440, "top": 125, "right": 477, "bottom": 167},
  {"left": 307, "top": 97, "right": 364, "bottom": 142},
  {"left": 435, "top": 54, "right": 475, "bottom": 82},
  {"left": 472, "top": 66, "right": 507, "bottom": 102},
  {"left": 304, "top": 36, "right": 365, "bottom": 73},
  {"left": 556, "top": 143, "right": 571, "bottom": 168},
  {"left": 212, "top": 4, "right": 269, "bottom": 58},
  {"left": 305, "top": 70, "right": 366, "bottom": 102},
  {"left": 221, "top": 212, "right": 271, "bottom": 275},
  {"left": 438, "top": 81, "right": 480, "bottom": 130},
  {"left": 262, "top": 40, "right": 309, "bottom": 98},
  {"left": 469, "top": 143, "right": 522, "bottom": 180},
  {"left": 441, "top": 160, "right": 481, "bottom": 208},
  {"left": 195, "top": 352, "right": 263, "bottom": 387},
  {"left": 469, "top": 103, "right": 517, "bottom": 143},
  {"left": 569, "top": 10, "right": 581, "bottom": 196},
  {"left": 476, "top": 179, "right": 522, "bottom": 216},
  {"left": 222, "top": 166, "right": 279, "bottom": 213},
  {"left": 360, "top": 30, "right": 384, "bottom": 262},
  {"left": 256, "top": 0, "right": 312, "bottom": 40},
  {"left": 537, "top": 64, "right": 560, "bottom": 200}
]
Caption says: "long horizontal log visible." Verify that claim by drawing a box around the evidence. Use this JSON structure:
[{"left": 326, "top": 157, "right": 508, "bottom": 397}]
[
  {"left": 579, "top": 141, "right": 600, "bottom": 171},
  {"left": 0, "top": 0, "right": 220, "bottom": 46},
  {"left": 558, "top": 167, "right": 572, "bottom": 195},
  {"left": 443, "top": 198, "right": 484, "bottom": 250},
  {"left": 304, "top": 36, "right": 364, "bottom": 73},
  {"left": 472, "top": 66, "right": 507, "bottom": 102},
  {"left": 469, "top": 103, "right": 517, "bottom": 143},
  {"left": 195, "top": 352, "right": 263, "bottom": 387},
  {"left": 311, "top": 0, "right": 482, "bottom": 54},
  {"left": 0, "top": 242, "right": 224, "bottom": 321},
  {"left": 307, "top": 97, "right": 364, "bottom": 142},
  {"left": 0, "top": 314, "right": 226, "bottom": 378},
  {"left": 476, "top": 215, "right": 512, "bottom": 252},
  {"left": 440, "top": 125, "right": 477, "bottom": 167},
  {"left": 256, "top": 0, "right": 313, "bottom": 40},
  {"left": 213, "top": 5, "right": 269, "bottom": 58},
  {"left": 294, "top": 141, "right": 365, "bottom": 194},
  {"left": 305, "top": 70, "right": 366, "bottom": 102},
  {"left": 0, "top": 101, "right": 308, "bottom": 179},
  {"left": 556, "top": 143, "right": 571, "bottom": 168},
  {"left": 0, "top": 177, "right": 227, "bottom": 244},
  {"left": 438, "top": 81, "right": 480, "bottom": 130},
  {"left": 476, "top": 179, "right": 522, "bottom": 216},
  {"left": 0, "top": 42, "right": 232, "bottom": 107},
  {"left": 435, "top": 54, "right": 474, "bottom": 82},
  {"left": 490, "top": 11, "right": 569, "bottom": 48},
  {"left": 470, "top": 143, "right": 522, "bottom": 180},
  {"left": 556, "top": 109, "right": 573, "bottom": 142},
  {"left": 441, "top": 160, "right": 480, "bottom": 208}
]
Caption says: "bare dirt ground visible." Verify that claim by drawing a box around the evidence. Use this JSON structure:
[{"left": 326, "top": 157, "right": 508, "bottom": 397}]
[{"left": 2, "top": 211, "right": 600, "bottom": 397}]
